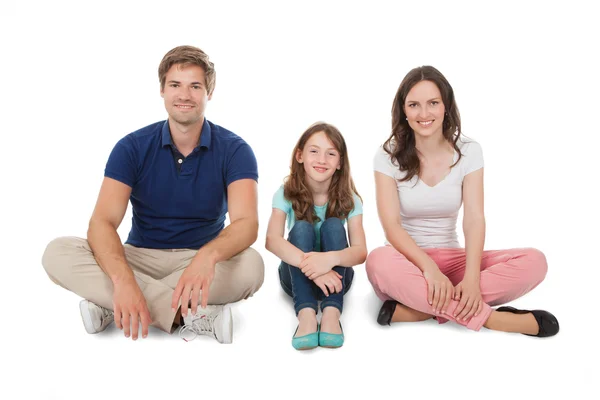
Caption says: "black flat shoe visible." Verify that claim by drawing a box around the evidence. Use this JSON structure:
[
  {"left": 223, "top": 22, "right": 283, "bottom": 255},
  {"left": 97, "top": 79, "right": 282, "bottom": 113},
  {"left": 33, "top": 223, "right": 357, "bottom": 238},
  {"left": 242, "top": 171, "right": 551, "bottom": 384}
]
[
  {"left": 496, "top": 306, "right": 559, "bottom": 337},
  {"left": 377, "top": 300, "right": 400, "bottom": 326}
]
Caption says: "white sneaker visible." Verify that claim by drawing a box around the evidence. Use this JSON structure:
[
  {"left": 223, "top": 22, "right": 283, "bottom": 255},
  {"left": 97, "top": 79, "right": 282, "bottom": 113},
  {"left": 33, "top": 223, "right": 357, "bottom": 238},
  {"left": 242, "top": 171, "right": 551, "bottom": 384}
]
[
  {"left": 179, "top": 305, "right": 233, "bottom": 344},
  {"left": 79, "top": 300, "right": 114, "bottom": 334}
]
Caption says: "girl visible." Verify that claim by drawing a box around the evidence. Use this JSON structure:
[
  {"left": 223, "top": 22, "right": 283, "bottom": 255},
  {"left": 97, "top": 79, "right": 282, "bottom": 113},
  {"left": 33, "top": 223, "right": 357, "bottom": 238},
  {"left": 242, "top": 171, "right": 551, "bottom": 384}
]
[
  {"left": 266, "top": 122, "right": 367, "bottom": 350},
  {"left": 366, "top": 66, "right": 559, "bottom": 337}
]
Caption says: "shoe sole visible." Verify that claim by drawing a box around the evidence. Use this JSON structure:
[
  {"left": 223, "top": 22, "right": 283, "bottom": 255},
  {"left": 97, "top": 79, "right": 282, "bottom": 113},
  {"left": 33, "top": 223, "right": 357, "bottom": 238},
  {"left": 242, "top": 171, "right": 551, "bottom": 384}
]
[
  {"left": 319, "top": 338, "right": 344, "bottom": 348},
  {"left": 295, "top": 346, "right": 318, "bottom": 350},
  {"left": 221, "top": 306, "right": 233, "bottom": 344},
  {"left": 79, "top": 300, "right": 97, "bottom": 334}
]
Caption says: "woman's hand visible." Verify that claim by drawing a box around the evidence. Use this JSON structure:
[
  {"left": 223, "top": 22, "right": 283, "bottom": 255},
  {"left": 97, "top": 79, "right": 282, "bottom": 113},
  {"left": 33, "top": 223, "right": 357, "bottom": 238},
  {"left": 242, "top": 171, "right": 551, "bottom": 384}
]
[
  {"left": 423, "top": 266, "right": 454, "bottom": 315},
  {"left": 453, "top": 277, "right": 483, "bottom": 321}
]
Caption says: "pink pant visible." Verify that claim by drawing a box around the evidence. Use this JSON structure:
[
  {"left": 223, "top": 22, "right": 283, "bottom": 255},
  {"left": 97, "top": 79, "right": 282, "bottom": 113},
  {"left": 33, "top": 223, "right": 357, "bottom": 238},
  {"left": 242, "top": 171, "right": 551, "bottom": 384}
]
[{"left": 366, "top": 246, "right": 547, "bottom": 331}]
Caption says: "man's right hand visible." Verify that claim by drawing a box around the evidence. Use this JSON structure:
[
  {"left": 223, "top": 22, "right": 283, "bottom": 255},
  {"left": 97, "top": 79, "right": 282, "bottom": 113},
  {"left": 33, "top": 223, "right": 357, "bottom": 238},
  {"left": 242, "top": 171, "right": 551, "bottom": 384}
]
[{"left": 112, "top": 279, "right": 152, "bottom": 340}]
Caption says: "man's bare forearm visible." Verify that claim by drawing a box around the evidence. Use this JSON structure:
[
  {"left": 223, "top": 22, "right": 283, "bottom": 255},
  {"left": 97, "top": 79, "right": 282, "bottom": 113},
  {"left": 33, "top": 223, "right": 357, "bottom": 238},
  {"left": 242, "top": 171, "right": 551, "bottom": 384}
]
[
  {"left": 195, "top": 217, "right": 258, "bottom": 265},
  {"left": 87, "top": 219, "right": 134, "bottom": 285}
]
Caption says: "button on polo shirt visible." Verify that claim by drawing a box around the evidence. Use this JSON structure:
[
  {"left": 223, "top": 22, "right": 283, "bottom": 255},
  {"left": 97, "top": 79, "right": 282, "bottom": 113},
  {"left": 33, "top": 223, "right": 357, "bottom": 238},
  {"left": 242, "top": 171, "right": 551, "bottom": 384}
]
[
  {"left": 104, "top": 119, "right": 258, "bottom": 249},
  {"left": 168, "top": 145, "right": 187, "bottom": 173}
]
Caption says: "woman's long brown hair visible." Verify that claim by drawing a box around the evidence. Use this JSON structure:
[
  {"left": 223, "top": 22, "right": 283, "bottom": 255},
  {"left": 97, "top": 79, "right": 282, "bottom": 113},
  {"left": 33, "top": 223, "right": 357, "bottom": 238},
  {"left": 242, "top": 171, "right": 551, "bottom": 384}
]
[
  {"left": 283, "top": 122, "right": 361, "bottom": 224},
  {"left": 384, "top": 66, "right": 463, "bottom": 182}
]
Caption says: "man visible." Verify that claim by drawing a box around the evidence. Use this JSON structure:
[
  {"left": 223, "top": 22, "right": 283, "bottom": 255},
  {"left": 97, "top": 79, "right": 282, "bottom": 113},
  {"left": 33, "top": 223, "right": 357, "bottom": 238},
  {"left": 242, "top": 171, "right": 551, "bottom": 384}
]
[{"left": 42, "top": 45, "right": 264, "bottom": 344}]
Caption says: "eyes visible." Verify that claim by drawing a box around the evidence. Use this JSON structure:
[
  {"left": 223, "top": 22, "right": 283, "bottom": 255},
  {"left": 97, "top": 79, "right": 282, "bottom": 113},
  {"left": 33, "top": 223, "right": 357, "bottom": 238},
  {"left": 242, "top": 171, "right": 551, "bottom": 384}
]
[
  {"left": 168, "top": 84, "right": 203, "bottom": 90},
  {"left": 407, "top": 101, "right": 440, "bottom": 108},
  {"left": 309, "top": 149, "right": 338, "bottom": 157}
]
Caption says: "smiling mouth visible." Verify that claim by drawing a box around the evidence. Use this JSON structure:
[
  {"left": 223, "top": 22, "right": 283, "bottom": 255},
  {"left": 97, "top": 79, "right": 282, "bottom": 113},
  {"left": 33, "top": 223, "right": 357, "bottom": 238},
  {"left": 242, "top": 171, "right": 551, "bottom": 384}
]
[
  {"left": 313, "top": 167, "right": 328, "bottom": 173},
  {"left": 418, "top": 120, "right": 433, "bottom": 127},
  {"left": 175, "top": 104, "right": 194, "bottom": 109}
]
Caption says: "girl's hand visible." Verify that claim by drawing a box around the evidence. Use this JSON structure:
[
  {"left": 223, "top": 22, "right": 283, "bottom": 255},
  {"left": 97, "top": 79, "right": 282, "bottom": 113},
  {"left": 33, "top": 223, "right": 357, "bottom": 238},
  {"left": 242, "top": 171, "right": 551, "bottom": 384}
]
[
  {"left": 422, "top": 266, "right": 454, "bottom": 315},
  {"left": 300, "top": 252, "right": 338, "bottom": 280},
  {"left": 453, "top": 277, "right": 483, "bottom": 321},
  {"left": 313, "top": 270, "right": 343, "bottom": 296}
]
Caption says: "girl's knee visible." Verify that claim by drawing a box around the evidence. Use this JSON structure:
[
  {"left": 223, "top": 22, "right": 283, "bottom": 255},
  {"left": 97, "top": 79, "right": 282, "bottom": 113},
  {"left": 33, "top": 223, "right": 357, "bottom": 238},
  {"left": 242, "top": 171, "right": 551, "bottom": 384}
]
[
  {"left": 288, "top": 221, "right": 315, "bottom": 250},
  {"left": 320, "top": 218, "right": 348, "bottom": 251},
  {"left": 290, "top": 220, "right": 313, "bottom": 234},
  {"left": 321, "top": 217, "right": 344, "bottom": 233}
]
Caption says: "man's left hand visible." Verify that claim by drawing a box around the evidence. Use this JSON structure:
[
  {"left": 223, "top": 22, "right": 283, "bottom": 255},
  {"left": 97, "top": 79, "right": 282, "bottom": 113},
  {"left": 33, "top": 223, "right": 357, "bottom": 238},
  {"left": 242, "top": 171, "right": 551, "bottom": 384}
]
[{"left": 171, "top": 258, "right": 215, "bottom": 317}]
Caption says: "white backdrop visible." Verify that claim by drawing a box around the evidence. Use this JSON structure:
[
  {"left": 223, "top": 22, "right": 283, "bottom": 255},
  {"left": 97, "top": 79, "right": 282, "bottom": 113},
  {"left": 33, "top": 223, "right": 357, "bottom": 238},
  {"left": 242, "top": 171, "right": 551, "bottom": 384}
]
[{"left": 1, "top": 1, "right": 598, "bottom": 399}]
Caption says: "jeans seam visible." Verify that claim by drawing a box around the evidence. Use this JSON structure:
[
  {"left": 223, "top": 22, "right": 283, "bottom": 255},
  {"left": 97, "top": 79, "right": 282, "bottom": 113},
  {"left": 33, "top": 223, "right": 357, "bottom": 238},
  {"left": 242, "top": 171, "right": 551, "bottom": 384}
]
[
  {"left": 278, "top": 266, "right": 294, "bottom": 297},
  {"left": 280, "top": 280, "right": 293, "bottom": 297}
]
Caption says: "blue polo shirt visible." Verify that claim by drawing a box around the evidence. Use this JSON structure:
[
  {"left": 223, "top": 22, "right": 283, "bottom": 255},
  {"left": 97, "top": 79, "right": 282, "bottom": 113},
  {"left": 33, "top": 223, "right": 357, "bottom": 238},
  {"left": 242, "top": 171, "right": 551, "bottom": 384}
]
[{"left": 104, "top": 119, "right": 258, "bottom": 249}]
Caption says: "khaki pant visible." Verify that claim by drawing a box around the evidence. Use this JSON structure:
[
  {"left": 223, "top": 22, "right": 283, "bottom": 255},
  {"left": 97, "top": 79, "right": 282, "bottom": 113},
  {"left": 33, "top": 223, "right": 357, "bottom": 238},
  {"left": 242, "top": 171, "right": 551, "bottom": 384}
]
[{"left": 42, "top": 237, "right": 264, "bottom": 333}]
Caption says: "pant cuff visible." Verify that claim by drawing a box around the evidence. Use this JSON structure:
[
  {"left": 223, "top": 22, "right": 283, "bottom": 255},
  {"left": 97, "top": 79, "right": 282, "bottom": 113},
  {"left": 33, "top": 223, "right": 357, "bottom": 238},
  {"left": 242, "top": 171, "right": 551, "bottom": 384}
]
[
  {"left": 320, "top": 300, "right": 343, "bottom": 314},
  {"left": 295, "top": 303, "right": 318, "bottom": 315},
  {"left": 466, "top": 304, "right": 493, "bottom": 331}
]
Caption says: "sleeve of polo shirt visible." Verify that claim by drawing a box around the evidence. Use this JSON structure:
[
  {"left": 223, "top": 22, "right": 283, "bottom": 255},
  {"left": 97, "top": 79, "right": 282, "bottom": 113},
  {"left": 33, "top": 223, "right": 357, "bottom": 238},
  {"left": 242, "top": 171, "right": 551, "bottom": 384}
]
[
  {"left": 104, "top": 135, "right": 138, "bottom": 188},
  {"left": 225, "top": 141, "right": 259, "bottom": 186}
]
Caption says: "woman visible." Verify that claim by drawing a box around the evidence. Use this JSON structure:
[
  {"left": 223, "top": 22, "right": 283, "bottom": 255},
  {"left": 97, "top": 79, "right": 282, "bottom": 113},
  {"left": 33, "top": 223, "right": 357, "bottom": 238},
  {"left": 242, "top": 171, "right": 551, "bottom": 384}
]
[{"left": 366, "top": 66, "right": 558, "bottom": 337}]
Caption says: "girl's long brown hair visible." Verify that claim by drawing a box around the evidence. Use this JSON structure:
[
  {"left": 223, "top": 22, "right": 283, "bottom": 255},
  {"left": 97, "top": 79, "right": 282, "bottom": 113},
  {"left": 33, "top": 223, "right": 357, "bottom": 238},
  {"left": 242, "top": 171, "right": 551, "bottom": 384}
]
[
  {"left": 283, "top": 122, "right": 361, "bottom": 224},
  {"left": 384, "top": 66, "right": 463, "bottom": 182}
]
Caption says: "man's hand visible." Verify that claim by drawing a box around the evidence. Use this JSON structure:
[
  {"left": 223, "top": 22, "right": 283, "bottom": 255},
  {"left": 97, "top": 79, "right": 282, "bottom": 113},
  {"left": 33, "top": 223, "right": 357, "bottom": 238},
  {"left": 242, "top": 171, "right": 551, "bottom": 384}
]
[
  {"left": 112, "top": 279, "right": 152, "bottom": 340},
  {"left": 171, "top": 258, "right": 216, "bottom": 317}
]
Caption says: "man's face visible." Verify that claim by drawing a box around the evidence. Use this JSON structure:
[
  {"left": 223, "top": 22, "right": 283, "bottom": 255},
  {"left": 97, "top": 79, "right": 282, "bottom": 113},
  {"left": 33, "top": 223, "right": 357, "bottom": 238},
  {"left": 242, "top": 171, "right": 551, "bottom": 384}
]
[{"left": 160, "top": 64, "right": 212, "bottom": 126}]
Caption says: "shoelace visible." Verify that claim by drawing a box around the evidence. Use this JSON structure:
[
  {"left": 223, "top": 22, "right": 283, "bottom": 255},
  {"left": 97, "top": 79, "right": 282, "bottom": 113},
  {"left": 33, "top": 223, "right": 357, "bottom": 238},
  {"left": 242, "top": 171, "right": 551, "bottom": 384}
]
[
  {"left": 101, "top": 307, "right": 114, "bottom": 323},
  {"left": 179, "top": 312, "right": 216, "bottom": 342}
]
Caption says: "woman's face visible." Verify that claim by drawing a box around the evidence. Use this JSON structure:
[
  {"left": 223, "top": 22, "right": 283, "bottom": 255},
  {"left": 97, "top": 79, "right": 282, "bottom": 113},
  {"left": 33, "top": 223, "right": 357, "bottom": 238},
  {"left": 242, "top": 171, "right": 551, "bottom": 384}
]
[{"left": 404, "top": 80, "right": 446, "bottom": 139}]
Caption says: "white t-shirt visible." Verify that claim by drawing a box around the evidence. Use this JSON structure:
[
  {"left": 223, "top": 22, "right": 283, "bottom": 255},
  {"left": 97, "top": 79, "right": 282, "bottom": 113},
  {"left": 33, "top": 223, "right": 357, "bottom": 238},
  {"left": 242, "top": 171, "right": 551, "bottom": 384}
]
[{"left": 373, "top": 138, "right": 484, "bottom": 248}]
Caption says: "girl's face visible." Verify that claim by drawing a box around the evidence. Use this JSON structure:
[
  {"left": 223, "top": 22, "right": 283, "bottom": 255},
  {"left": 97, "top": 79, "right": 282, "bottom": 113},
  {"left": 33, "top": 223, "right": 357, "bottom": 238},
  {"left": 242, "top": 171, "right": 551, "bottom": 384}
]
[
  {"left": 404, "top": 80, "right": 446, "bottom": 139},
  {"left": 296, "top": 131, "right": 341, "bottom": 186}
]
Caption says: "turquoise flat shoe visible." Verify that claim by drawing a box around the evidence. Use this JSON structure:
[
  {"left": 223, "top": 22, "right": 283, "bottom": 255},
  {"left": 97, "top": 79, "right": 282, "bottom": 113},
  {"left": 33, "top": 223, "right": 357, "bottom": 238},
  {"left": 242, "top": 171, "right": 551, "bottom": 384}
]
[
  {"left": 319, "top": 322, "right": 344, "bottom": 348},
  {"left": 291, "top": 324, "right": 319, "bottom": 350}
]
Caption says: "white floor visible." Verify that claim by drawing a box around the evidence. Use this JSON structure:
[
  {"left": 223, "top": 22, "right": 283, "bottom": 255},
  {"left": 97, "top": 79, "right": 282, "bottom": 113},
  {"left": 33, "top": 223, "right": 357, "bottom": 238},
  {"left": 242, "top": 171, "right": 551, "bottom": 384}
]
[{"left": 7, "top": 251, "right": 592, "bottom": 400}]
